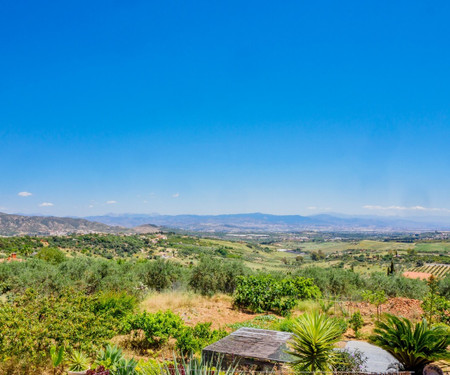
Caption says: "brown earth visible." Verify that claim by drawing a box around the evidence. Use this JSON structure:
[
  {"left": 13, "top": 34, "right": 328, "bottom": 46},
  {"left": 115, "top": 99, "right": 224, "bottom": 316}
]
[
  {"left": 403, "top": 271, "right": 433, "bottom": 280},
  {"left": 140, "top": 292, "right": 258, "bottom": 330},
  {"left": 345, "top": 297, "right": 423, "bottom": 320}
]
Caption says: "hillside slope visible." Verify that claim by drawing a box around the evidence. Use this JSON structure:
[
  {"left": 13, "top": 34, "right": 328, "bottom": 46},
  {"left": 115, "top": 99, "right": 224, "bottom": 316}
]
[{"left": 0, "top": 212, "right": 128, "bottom": 236}]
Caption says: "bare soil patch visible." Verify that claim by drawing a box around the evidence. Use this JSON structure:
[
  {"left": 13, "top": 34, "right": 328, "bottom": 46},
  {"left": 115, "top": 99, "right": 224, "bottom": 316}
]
[{"left": 141, "top": 292, "right": 257, "bottom": 330}]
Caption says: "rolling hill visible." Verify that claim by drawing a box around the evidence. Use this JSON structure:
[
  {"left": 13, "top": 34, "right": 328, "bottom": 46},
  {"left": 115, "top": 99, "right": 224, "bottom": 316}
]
[{"left": 0, "top": 212, "right": 128, "bottom": 236}]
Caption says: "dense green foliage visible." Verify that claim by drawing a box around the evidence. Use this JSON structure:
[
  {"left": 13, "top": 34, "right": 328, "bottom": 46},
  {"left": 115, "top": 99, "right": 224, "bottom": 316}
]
[
  {"left": 139, "top": 259, "right": 183, "bottom": 291},
  {"left": 294, "top": 266, "right": 428, "bottom": 299},
  {"left": 123, "top": 311, "right": 226, "bottom": 354},
  {"left": 0, "top": 289, "right": 133, "bottom": 372},
  {"left": 189, "top": 256, "right": 249, "bottom": 295},
  {"left": 233, "top": 275, "right": 321, "bottom": 315}
]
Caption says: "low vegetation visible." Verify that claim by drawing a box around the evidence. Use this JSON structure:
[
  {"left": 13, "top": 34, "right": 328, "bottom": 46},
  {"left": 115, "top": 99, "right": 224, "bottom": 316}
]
[{"left": 0, "top": 232, "right": 448, "bottom": 374}]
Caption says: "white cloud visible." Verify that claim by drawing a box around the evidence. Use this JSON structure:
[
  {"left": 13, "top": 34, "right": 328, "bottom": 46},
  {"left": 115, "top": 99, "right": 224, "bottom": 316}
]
[
  {"left": 39, "top": 202, "right": 54, "bottom": 207},
  {"left": 363, "top": 205, "right": 450, "bottom": 213},
  {"left": 106, "top": 200, "right": 117, "bottom": 204},
  {"left": 172, "top": 193, "right": 180, "bottom": 198},
  {"left": 88, "top": 204, "right": 94, "bottom": 208},
  {"left": 18, "top": 191, "right": 32, "bottom": 197},
  {"left": 307, "top": 206, "right": 318, "bottom": 210}
]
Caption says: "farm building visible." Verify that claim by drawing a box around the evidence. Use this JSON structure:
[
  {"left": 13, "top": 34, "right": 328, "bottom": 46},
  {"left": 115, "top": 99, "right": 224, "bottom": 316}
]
[{"left": 202, "top": 327, "right": 295, "bottom": 371}]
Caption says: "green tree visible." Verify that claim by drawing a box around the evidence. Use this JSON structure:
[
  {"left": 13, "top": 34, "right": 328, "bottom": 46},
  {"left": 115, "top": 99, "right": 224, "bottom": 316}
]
[
  {"left": 189, "top": 257, "right": 248, "bottom": 296},
  {"left": 370, "top": 314, "right": 450, "bottom": 373},
  {"left": 362, "top": 290, "right": 387, "bottom": 320},
  {"left": 36, "top": 247, "right": 66, "bottom": 264},
  {"left": 139, "top": 259, "right": 182, "bottom": 291},
  {"left": 422, "top": 275, "right": 450, "bottom": 324},
  {"left": 287, "top": 311, "right": 344, "bottom": 373}
]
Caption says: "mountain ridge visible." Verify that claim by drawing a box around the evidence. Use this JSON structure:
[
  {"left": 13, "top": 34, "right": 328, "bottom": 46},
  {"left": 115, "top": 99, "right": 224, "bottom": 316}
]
[
  {"left": 0, "top": 212, "right": 128, "bottom": 236},
  {"left": 84, "top": 212, "right": 450, "bottom": 232}
]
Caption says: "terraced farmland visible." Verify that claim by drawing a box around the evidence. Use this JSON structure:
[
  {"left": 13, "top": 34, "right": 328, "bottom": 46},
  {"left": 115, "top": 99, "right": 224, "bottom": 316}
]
[{"left": 409, "top": 263, "right": 450, "bottom": 278}]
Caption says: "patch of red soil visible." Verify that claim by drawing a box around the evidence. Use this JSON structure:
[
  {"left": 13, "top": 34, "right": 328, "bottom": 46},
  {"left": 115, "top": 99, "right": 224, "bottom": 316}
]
[
  {"left": 345, "top": 297, "right": 423, "bottom": 320},
  {"left": 403, "top": 271, "right": 432, "bottom": 280}
]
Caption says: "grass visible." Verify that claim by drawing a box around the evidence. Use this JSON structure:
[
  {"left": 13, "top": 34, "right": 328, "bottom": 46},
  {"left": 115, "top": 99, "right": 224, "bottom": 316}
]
[
  {"left": 296, "top": 299, "right": 320, "bottom": 313},
  {"left": 414, "top": 242, "right": 450, "bottom": 253},
  {"left": 140, "top": 291, "right": 232, "bottom": 312},
  {"left": 228, "top": 314, "right": 281, "bottom": 330}
]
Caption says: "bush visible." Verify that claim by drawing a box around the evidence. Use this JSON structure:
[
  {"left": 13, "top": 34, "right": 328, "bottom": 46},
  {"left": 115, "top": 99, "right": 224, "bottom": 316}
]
[
  {"left": 189, "top": 257, "right": 248, "bottom": 296},
  {"left": 175, "top": 322, "right": 227, "bottom": 354},
  {"left": 233, "top": 275, "right": 321, "bottom": 316},
  {"left": 123, "top": 310, "right": 185, "bottom": 348},
  {"left": 349, "top": 311, "right": 364, "bottom": 336},
  {"left": 0, "top": 289, "right": 121, "bottom": 372},
  {"left": 36, "top": 247, "right": 66, "bottom": 264},
  {"left": 438, "top": 273, "right": 450, "bottom": 299},
  {"left": 123, "top": 310, "right": 224, "bottom": 355},
  {"left": 138, "top": 259, "right": 183, "bottom": 292},
  {"left": 334, "top": 348, "right": 367, "bottom": 372},
  {"left": 294, "top": 267, "right": 364, "bottom": 297},
  {"left": 365, "top": 273, "right": 427, "bottom": 299},
  {"left": 93, "top": 291, "right": 138, "bottom": 320}
]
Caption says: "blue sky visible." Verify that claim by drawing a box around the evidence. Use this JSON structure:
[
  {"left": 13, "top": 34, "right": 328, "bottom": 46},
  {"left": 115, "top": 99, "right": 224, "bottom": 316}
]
[{"left": 1, "top": 1, "right": 450, "bottom": 216}]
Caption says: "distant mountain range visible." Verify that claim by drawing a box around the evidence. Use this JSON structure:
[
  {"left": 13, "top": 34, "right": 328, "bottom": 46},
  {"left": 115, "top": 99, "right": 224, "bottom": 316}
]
[
  {"left": 2, "top": 211, "right": 449, "bottom": 236},
  {"left": 0, "top": 212, "right": 129, "bottom": 236},
  {"left": 85, "top": 212, "right": 450, "bottom": 232}
]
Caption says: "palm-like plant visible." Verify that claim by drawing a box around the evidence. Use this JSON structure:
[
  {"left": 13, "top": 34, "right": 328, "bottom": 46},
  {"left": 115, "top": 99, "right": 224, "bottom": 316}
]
[
  {"left": 287, "top": 311, "right": 344, "bottom": 373},
  {"left": 370, "top": 314, "right": 450, "bottom": 373}
]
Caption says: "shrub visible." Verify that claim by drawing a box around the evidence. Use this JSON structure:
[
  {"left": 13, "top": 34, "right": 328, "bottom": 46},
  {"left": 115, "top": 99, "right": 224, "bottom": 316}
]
[
  {"left": 438, "top": 273, "right": 450, "bottom": 299},
  {"left": 0, "top": 289, "right": 120, "bottom": 372},
  {"left": 175, "top": 322, "right": 227, "bottom": 354},
  {"left": 349, "top": 311, "right": 364, "bottom": 336},
  {"left": 333, "top": 348, "right": 367, "bottom": 372},
  {"left": 36, "top": 247, "right": 66, "bottom": 264},
  {"left": 189, "top": 257, "right": 248, "bottom": 296},
  {"left": 294, "top": 267, "right": 364, "bottom": 297},
  {"left": 233, "top": 275, "right": 321, "bottom": 316},
  {"left": 93, "top": 291, "right": 138, "bottom": 320},
  {"left": 362, "top": 290, "right": 387, "bottom": 319},
  {"left": 365, "top": 272, "right": 427, "bottom": 299},
  {"left": 123, "top": 310, "right": 185, "bottom": 348},
  {"left": 139, "top": 259, "right": 183, "bottom": 292}
]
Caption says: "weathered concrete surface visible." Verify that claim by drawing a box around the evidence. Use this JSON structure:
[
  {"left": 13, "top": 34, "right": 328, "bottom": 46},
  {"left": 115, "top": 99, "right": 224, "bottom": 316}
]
[{"left": 345, "top": 340, "right": 401, "bottom": 373}]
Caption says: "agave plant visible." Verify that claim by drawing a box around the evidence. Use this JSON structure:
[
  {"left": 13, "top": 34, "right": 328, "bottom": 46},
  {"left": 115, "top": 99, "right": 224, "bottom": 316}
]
[
  {"left": 370, "top": 314, "right": 450, "bottom": 373},
  {"left": 69, "top": 350, "right": 91, "bottom": 372},
  {"left": 94, "top": 345, "right": 125, "bottom": 373},
  {"left": 286, "top": 311, "right": 344, "bottom": 373},
  {"left": 116, "top": 358, "right": 139, "bottom": 375},
  {"left": 138, "top": 353, "right": 241, "bottom": 375}
]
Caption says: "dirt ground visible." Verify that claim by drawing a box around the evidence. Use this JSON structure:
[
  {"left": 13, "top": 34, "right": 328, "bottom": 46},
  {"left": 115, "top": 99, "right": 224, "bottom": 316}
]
[
  {"left": 141, "top": 293, "right": 424, "bottom": 331},
  {"left": 140, "top": 292, "right": 258, "bottom": 330},
  {"left": 345, "top": 297, "right": 423, "bottom": 320}
]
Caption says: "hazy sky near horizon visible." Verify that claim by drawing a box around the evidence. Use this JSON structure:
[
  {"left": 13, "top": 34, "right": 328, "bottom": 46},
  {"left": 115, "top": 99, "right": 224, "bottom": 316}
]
[{"left": 1, "top": 1, "right": 450, "bottom": 216}]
